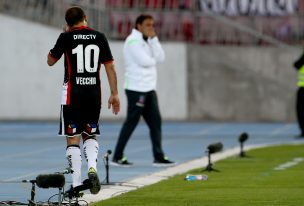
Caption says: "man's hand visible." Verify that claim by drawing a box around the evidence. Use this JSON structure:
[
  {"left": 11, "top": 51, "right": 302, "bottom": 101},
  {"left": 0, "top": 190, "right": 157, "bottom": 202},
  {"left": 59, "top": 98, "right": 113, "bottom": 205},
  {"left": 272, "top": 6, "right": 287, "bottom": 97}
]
[
  {"left": 108, "top": 94, "right": 120, "bottom": 115},
  {"left": 148, "top": 29, "right": 156, "bottom": 38}
]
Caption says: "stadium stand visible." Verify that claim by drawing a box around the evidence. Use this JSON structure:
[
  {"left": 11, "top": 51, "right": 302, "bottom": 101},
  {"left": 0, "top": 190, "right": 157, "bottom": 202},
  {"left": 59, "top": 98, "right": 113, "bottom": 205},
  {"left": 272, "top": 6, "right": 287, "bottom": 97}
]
[{"left": 0, "top": 0, "right": 303, "bottom": 45}]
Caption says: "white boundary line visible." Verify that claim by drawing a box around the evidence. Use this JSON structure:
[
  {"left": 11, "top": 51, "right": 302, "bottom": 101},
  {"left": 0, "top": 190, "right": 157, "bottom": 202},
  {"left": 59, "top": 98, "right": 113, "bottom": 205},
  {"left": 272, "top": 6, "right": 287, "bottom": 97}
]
[{"left": 82, "top": 142, "right": 303, "bottom": 203}]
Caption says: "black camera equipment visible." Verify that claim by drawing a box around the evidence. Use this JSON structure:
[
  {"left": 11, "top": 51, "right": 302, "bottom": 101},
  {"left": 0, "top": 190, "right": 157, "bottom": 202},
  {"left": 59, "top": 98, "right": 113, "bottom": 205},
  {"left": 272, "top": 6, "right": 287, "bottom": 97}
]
[{"left": 203, "top": 142, "right": 223, "bottom": 172}]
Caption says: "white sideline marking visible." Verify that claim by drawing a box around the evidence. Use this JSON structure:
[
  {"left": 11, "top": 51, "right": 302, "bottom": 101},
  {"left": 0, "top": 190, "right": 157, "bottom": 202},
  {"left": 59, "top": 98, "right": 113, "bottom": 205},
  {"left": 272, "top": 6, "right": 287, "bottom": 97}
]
[
  {"left": 199, "top": 124, "right": 226, "bottom": 135},
  {"left": 5, "top": 167, "right": 61, "bottom": 181},
  {"left": 270, "top": 124, "right": 293, "bottom": 135},
  {"left": 82, "top": 144, "right": 272, "bottom": 203},
  {"left": 274, "top": 157, "right": 304, "bottom": 171}
]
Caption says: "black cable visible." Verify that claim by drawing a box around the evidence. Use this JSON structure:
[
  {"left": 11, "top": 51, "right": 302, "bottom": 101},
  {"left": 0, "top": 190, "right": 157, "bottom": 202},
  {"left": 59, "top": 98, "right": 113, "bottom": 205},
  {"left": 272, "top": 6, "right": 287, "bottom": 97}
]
[
  {"left": 47, "top": 193, "right": 59, "bottom": 205},
  {"left": 47, "top": 187, "right": 66, "bottom": 205}
]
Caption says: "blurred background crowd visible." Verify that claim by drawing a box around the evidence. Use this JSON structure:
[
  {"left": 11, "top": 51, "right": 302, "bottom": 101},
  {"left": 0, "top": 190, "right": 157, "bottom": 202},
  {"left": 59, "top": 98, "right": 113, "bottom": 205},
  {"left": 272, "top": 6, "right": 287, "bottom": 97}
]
[{"left": 1, "top": 0, "right": 304, "bottom": 45}]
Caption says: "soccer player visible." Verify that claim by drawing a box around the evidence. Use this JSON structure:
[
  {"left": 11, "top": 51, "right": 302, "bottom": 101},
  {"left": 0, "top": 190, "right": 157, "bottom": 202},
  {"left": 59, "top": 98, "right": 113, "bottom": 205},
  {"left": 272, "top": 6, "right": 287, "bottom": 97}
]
[{"left": 47, "top": 6, "right": 120, "bottom": 194}]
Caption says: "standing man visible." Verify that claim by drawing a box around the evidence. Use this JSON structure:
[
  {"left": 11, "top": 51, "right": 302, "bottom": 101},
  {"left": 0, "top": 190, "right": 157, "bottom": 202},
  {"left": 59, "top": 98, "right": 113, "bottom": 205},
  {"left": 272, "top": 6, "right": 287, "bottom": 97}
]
[
  {"left": 47, "top": 6, "right": 120, "bottom": 194},
  {"left": 294, "top": 52, "right": 304, "bottom": 137},
  {"left": 112, "top": 14, "right": 175, "bottom": 166}
]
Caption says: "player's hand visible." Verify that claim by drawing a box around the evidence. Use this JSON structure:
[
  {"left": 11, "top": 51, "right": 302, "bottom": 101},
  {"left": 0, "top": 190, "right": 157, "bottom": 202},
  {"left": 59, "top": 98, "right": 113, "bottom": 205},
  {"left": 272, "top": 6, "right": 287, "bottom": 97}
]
[{"left": 108, "top": 94, "right": 120, "bottom": 115}]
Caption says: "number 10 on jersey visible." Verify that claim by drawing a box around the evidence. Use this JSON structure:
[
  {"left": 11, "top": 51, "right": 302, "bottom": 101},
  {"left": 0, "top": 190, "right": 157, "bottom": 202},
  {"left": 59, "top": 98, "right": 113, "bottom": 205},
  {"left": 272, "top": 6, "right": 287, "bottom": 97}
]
[{"left": 72, "top": 44, "right": 100, "bottom": 73}]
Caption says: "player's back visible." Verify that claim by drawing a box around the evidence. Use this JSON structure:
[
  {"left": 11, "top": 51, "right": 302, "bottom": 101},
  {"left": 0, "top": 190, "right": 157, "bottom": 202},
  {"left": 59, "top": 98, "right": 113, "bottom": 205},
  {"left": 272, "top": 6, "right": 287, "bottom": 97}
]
[{"left": 61, "top": 26, "right": 113, "bottom": 105}]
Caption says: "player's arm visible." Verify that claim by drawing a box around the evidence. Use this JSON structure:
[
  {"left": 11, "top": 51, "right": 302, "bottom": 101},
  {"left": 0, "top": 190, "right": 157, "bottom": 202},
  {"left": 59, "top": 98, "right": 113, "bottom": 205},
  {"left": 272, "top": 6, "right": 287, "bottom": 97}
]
[
  {"left": 47, "top": 52, "right": 59, "bottom": 66},
  {"left": 104, "top": 62, "right": 120, "bottom": 115},
  {"left": 47, "top": 33, "right": 65, "bottom": 67}
]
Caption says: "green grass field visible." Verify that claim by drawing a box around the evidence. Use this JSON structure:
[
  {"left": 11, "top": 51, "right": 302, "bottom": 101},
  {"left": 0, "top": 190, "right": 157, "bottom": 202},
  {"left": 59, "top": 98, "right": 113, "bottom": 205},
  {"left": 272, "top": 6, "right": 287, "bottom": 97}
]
[{"left": 94, "top": 144, "right": 304, "bottom": 206}]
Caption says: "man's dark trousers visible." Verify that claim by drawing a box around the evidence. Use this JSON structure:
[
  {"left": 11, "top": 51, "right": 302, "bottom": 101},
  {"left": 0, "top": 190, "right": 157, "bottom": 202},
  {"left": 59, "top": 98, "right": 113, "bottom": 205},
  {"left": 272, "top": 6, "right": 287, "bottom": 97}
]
[
  {"left": 297, "top": 87, "right": 304, "bottom": 136},
  {"left": 113, "top": 89, "right": 165, "bottom": 161}
]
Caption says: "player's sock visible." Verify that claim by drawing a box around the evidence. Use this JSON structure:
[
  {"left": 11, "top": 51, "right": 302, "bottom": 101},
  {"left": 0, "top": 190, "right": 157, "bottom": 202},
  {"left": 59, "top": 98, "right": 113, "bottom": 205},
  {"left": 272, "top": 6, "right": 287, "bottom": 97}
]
[
  {"left": 83, "top": 138, "right": 99, "bottom": 171},
  {"left": 66, "top": 145, "right": 82, "bottom": 187}
]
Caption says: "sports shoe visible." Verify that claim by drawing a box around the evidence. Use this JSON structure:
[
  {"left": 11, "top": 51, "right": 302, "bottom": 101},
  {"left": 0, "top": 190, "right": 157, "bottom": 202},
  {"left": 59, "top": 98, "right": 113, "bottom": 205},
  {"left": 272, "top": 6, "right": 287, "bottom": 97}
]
[
  {"left": 111, "top": 157, "right": 133, "bottom": 167},
  {"left": 64, "top": 185, "right": 84, "bottom": 199},
  {"left": 88, "top": 167, "right": 101, "bottom": 195},
  {"left": 153, "top": 156, "right": 176, "bottom": 167}
]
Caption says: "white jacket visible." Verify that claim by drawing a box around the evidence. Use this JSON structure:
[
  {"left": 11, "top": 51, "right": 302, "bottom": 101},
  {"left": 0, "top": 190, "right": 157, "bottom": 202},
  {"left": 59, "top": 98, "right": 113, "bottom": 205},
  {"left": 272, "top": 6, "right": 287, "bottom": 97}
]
[{"left": 123, "top": 29, "right": 165, "bottom": 92}]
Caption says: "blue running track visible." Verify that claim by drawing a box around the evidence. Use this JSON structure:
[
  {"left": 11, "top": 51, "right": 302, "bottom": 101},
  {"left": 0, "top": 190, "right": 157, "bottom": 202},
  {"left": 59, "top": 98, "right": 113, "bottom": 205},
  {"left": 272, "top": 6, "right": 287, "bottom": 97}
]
[{"left": 0, "top": 122, "right": 303, "bottom": 202}]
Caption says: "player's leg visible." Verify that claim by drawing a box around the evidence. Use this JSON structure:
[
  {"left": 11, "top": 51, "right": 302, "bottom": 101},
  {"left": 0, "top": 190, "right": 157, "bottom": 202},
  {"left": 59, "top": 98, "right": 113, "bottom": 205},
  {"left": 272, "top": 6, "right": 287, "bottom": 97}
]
[
  {"left": 83, "top": 135, "right": 99, "bottom": 172},
  {"left": 66, "top": 136, "right": 82, "bottom": 187},
  {"left": 59, "top": 105, "right": 83, "bottom": 188},
  {"left": 82, "top": 135, "right": 100, "bottom": 194},
  {"left": 81, "top": 104, "right": 101, "bottom": 194}
]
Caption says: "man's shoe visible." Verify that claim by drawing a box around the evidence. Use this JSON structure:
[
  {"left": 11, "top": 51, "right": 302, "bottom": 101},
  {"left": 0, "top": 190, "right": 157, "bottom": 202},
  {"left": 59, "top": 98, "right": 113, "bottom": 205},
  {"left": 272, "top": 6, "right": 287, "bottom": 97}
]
[
  {"left": 111, "top": 157, "right": 133, "bottom": 167},
  {"left": 64, "top": 185, "right": 84, "bottom": 198},
  {"left": 88, "top": 167, "right": 101, "bottom": 195},
  {"left": 153, "top": 156, "right": 176, "bottom": 167}
]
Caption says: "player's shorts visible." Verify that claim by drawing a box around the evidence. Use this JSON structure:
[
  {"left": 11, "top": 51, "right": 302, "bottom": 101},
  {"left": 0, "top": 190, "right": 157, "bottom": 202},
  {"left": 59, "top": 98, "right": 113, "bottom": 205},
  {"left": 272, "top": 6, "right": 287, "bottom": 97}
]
[{"left": 59, "top": 104, "right": 101, "bottom": 137}]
